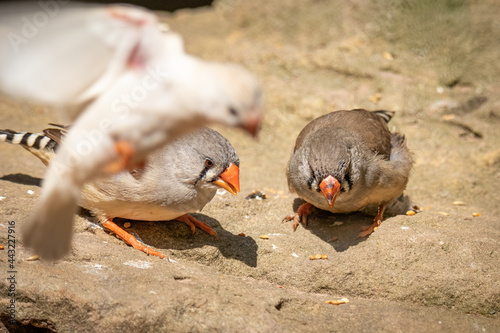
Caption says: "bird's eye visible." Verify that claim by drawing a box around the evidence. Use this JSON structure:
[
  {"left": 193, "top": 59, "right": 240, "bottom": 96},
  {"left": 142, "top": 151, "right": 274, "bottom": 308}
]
[
  {"left": 205, "top": 158, "right": 214, "bottom": 167},
  {"left": 229, "top": 108, "right": 238, "bottom": 116}
]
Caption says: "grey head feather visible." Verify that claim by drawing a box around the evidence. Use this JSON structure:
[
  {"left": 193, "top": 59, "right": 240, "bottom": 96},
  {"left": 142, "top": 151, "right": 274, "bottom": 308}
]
[{"left": 113, "top": 127, "right": 239, "bottom": 212}]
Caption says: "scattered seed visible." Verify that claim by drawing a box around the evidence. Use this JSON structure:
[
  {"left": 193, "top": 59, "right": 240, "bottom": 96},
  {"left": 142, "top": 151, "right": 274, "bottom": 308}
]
[
  {"left": 237, "top": 232, "right": 246, "bottom": 237},
  {"left": 472, "top": 212, "right": 481, "bottom": 217},
  {"left": 425, "top": 206, "right": 431, "bottom": 210},
  {"left": 382, "top": 52, "right": 394, "bottom": 60},
  {"left": 0, "top": 245, "right": 4, "bottom": 250},
  {"left": 370, "top": 93, "right": 382, "bottom": 104},
  {"left": 260, "top": 235, "right": 269, "bottom": 240},
  {"left": 436, "top": 212, "right": 449, "bottom": 216},
  {"left": 124, "top": 222, "right": 131, "bottom": 228},
  {"left": 406, "top": 210, "right": 416, "bottom": 216},
  {"left": 310, "top": 254, "right": 329, "bottom": 260},
  {"left": 326, "top": 298, "right": 349, "bottom": 305},
  {"left": 452, "top": 201, "right": 466, "bottom": 206},
  {"left": 27, "top": 255, "right": 40, "bottom": 261},
  {"left": 328, "top": 236, "right": 339, "bottom": 242}
]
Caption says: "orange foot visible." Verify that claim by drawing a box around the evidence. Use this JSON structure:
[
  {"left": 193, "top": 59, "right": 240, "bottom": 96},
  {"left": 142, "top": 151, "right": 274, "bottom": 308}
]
[
  {"left": 358, "top": 204, "right": 386, "bottom": 238},
  {"left": 282, "top": 202, "right": 315, "bottom": 231},
  {"left": 175, "top": 214, "right": 218, "bottom": 238},
  {"left": 101, "top": 218, "right": 168, "bottom": 259},
  {"left": 104, "top": 141, "right": 135, "bottom": 175}
]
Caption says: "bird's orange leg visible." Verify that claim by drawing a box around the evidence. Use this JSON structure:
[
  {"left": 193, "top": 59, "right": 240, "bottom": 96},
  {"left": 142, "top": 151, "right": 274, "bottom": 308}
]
[
  {"left": 100, "top": 218, "right": 168, "bottom": 259},
  {"left": 358, "top": 204, "right": 386, "bottom": 238},
  {"left": 175, "top": 214, "right": 218, "bottom": 238},
  {"left": 104, "top": 141, "right": 135, "bottom": 174},
  {"left": 282, "top": 202, "right": 315, "bottom": 231}
]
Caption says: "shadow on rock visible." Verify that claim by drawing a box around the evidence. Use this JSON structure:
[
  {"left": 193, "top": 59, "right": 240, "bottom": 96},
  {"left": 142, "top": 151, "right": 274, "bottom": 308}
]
[
  {"left": 0, "top": 173, "right": 42, "bottom": 187},
  {"left": 110, "top": 213, "right": 258, "bottom": 267},
  {"left": 290, "top": 198, "right": 375, "bottom": 252}
]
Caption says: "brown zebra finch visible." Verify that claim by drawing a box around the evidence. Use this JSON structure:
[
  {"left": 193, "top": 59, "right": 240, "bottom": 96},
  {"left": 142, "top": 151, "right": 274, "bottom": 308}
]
[{"left": 284, "top": 109, "right": 413, "bottom": 237}]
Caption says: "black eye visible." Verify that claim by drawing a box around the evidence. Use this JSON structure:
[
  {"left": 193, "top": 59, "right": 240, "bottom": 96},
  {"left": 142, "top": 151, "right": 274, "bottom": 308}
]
[
  {"left": 229, "top": 108, "right": 238, "bottom": 116},
  {"left": 205, "top": 158, "right": 214, "bottom": 167}
]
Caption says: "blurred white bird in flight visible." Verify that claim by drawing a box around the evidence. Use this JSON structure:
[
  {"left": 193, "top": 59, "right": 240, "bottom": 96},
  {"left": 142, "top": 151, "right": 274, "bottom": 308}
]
[{"left": 0, "top": 2, "right": 264, "bottom": 260}]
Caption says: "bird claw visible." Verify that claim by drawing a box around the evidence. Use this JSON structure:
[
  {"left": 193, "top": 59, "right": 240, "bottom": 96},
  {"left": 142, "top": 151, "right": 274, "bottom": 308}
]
[
  {"left": 175, "top": 214, "right": 218, "bottom": 238},
  {"left": 358, "top": 220, "right": 381, "bottom": 238},
  {"left": 101, "top": 218, "right": 168, "bottom": 259},
  {"left": 282, "top": 203, "right": 315, "bottom": 231}
]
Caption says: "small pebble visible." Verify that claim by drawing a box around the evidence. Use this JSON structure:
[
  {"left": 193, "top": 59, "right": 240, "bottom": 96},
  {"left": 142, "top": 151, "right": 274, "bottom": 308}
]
[
  {"left": 260, "top": 235, "right": 269, "bottom": 240},
  {"left": 237, "top": 232, "right": 246, "bottom": 237},
  {"left": 406, "top": 210, "right": 415, "bottom": 216},
  {"left": 216, "top": 188, "right": 227, "bottom": 195},
  {"left": 472, "top": 212, "right": 481, "bottom": 217},
  {"left": 27, "top": 190, "right": 35, "bottom": 195},
  {"left": 245, "top": 190, "right": 268, "bottom": 200},
  {"left": 124, "top": 222, "right": 131, "bottom": 228}
]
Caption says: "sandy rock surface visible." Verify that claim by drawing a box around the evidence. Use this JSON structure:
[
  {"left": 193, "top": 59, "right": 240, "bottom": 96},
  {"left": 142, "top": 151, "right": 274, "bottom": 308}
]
[{"left": 1, "top": 0, "right": 500, "bottom": 331}]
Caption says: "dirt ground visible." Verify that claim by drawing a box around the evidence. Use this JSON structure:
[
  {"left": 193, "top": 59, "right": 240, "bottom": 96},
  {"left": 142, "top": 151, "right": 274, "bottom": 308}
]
[{"left": 1, "top": 0, "right": 500, "bottom": 332}]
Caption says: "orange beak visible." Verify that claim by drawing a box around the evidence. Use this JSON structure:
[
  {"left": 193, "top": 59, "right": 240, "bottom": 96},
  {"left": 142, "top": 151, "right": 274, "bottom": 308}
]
[
  {"left": 319, "top": 175, "right": 340, "bottom": 208},
  {"left": 241, "top": 113, "right": 262, "bottom": 138},
  {"left": 213, "top": 163, "right": 240, "bottom": 196}
]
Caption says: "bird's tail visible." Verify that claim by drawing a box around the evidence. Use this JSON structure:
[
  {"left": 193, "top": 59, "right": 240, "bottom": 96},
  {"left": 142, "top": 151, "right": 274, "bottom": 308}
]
[
  {"left": 0, "top": 129, "right": 58, "bottom": 166},
  {"left": 373, "top": 110, "right": 395, "bottom": 123}
]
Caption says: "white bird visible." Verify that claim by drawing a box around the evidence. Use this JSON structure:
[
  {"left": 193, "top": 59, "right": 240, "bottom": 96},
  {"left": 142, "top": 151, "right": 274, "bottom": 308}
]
[{"left": 0, "top": 3, "right": 263, "bottom": 260}]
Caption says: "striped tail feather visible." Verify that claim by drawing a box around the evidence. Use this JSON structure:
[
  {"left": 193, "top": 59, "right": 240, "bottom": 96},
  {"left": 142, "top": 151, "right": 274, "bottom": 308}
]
[
  {"left": 0, "top": 129, "right": 58, "bottom": 166},
  {"left": 373, "top": 110, "right": 395, "bottom": 123}
]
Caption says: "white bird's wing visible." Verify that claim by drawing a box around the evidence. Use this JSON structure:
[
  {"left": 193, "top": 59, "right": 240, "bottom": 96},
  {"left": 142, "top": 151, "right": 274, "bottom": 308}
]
[{"left": 0, "top": 3, "right": 182, "bottom": 120}]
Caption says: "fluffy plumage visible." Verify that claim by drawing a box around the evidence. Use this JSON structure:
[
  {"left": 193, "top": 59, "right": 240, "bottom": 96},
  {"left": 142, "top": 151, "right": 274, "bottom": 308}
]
[{"left": 285, "top": 109, "right": 413, "bottom": 236}]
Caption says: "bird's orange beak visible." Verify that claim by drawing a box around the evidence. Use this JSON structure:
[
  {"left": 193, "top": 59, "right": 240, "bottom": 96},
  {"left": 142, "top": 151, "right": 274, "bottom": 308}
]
[
  {"left": 319, "top": 175, "right": 340, "bottom": 208},
  {"left": 213, "top": 163, "right": 240, "bottom": 196},
  {"left": 241, "top": 113, "right": 262, "bottom": 138}
]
